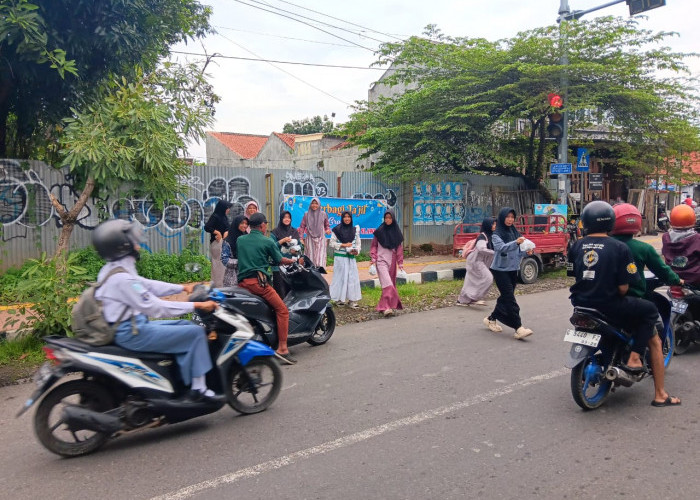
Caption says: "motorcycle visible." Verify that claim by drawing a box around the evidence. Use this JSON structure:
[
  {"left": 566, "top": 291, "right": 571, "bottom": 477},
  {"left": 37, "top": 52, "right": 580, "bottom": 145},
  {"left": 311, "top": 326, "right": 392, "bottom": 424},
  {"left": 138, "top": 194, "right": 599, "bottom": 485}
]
[
  {"left": 18, "top": 313, "right": 282, "bottom": 457},
  {"left": 667, "top": 284, "right": 700, "bottom": 354},
  {"left": 192, "top": 255, "right": 335, "bottom": 350},
  {"left": 657, "top": 203, "right": 670, "bottom": 232},
  {"left": 564, "top": 275, "right": 674, "bottom": 410}
]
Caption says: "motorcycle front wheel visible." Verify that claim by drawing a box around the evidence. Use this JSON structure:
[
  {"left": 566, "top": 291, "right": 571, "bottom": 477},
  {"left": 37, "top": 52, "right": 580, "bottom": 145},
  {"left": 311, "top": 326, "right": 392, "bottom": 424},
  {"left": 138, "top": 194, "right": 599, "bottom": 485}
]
[
  {"left": 307, "top": 308, "right": 336, "bottom": 346},
  {"left": 34, "top": 380, "right": 114, "bottom": 457},
  {"left": 226, "top": 357, "right": 282, "bottom": 414},
  {"left": 671, "top": 313, "right": 693, "bottom": 355},
  {"left": 570, "top": 353, "right": 612, "bottom": 410}
]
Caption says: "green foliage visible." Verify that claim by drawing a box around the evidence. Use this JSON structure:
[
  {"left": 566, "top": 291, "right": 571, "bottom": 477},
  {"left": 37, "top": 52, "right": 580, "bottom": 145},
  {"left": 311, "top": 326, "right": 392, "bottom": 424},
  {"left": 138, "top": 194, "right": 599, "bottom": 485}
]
[
  {"left": 283, "top": 115, "right": 335, "bottom": 135},
  {"left": 419, "top": 243, "right": 434, "bottom": 252},
  {"left": 136, "top": 249, "right": 210, "bottom": 283},
  {"left": 0, "top": 334, "right": 45, "bottom": 366}
]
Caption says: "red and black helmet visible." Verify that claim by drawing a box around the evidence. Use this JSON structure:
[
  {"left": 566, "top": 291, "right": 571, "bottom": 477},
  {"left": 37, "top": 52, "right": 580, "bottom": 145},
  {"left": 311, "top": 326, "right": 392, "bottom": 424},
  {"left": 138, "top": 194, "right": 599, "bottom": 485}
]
[{"left": 611, "top": 203, "right": 642, "bottom": 235}]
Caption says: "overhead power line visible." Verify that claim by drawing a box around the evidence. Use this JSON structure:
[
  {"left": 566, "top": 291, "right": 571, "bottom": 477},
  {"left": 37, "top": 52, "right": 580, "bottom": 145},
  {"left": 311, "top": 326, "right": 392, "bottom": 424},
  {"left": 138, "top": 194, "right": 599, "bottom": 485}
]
[
  {"left": 214, "top": 25, "right": 359, "bottom": 48},
  {"left": 171, "top": 50, "right": 386, "bottom": 70}
]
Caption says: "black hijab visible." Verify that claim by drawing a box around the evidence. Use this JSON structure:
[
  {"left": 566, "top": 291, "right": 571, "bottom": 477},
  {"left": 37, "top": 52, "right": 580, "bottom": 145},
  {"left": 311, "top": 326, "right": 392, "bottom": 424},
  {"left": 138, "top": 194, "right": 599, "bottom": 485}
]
[
  {"left": 205, "top": 199, "right": 232, "bottom": 242},
  {"left": 271, "top": 211, "right": 300, "bottom": 241},
  {"left": 494, "top": 207, "right": 520, "bottom": 243},
  {"left": 332, "top": 211, "right": 356, "bottom": 244},
  {"left": 477, "top": 217, "right": 496, "bottom": 250},
  {"left": 225, "top": 215, "right": 248, "bottom": 258},
  {"left": 374, "top": 210, "right": 404, "bottom": 250}
]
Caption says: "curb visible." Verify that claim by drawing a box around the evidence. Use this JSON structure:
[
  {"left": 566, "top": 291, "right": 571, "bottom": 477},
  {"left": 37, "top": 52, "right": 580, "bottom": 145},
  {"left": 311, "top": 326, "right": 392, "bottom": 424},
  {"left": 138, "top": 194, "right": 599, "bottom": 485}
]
[{"left": 360, "top": 268, "right": 465, "bottom": 288}]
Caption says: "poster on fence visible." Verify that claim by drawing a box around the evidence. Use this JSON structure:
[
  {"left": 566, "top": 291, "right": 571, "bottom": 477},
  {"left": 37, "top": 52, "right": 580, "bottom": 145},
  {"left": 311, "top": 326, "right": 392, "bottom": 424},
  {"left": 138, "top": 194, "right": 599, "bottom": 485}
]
[
  {"left": 412, "top": 181, "right": 464, "bottom": 225},
  {"left": 284, "top": 195, "right": 388, "bottom": 239}
]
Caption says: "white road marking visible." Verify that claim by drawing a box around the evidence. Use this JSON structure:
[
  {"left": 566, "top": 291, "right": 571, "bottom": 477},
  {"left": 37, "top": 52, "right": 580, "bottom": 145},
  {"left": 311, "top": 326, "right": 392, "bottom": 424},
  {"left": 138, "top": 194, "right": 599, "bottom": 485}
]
[{"left": 150, "top": 368, "right": 568, "bottom": 500}]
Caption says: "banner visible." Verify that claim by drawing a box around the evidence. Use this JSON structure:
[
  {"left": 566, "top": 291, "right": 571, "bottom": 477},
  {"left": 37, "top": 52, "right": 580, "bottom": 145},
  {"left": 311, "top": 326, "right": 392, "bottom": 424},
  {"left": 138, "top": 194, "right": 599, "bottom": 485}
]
[
  {"left": 534, "top": 204, "right": 568, "bottom": 216},
  {"left": 283, "top": 196, "right": 388, "bottom": 239}
]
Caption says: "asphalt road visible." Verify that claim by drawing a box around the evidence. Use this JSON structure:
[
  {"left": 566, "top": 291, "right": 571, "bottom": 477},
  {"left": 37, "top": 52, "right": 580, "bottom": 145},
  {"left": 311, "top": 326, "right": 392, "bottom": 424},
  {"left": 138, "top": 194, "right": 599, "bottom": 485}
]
[{"left": 2, "top": 288, "right": 700, "bottom": 500}]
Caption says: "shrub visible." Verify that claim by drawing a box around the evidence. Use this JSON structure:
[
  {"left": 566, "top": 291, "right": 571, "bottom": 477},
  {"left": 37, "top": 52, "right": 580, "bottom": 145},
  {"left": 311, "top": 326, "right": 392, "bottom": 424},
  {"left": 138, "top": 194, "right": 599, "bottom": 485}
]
[{"left": 419, "top": 243, "right": 434, "bottom": 252}]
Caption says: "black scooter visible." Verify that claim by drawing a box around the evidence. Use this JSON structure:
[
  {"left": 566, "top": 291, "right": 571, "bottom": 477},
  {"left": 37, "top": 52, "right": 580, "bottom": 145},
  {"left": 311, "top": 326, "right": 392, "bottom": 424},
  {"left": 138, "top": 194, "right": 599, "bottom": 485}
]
[{"left": 193, "top": 256, "right": 336, "bottom": 350}]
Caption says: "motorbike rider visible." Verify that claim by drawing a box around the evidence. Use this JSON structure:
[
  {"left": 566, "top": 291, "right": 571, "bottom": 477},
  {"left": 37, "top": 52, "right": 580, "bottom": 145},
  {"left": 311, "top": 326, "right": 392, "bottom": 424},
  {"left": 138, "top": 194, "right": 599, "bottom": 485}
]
[
  {"left": 568, "top": 201, "right": 680, "bottom": 407},
  {"left": 662, "top": 204, "right": 700, "bottom": 285},
  {"left": 92, "top": 219, "right": 222, "bottom": 403},
  {"left": 236, "top": 212, "right": 299, "bottom": 365},
  {"left": 610, "top": 203, "right": 683, "bottom": 298}
]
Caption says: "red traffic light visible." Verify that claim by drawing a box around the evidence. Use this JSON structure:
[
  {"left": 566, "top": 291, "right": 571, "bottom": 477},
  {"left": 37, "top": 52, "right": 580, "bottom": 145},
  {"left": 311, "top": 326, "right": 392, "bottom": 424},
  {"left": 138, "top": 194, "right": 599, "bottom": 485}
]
[{"left": 548, "top": 93, "right": 563, "bottom": 108}]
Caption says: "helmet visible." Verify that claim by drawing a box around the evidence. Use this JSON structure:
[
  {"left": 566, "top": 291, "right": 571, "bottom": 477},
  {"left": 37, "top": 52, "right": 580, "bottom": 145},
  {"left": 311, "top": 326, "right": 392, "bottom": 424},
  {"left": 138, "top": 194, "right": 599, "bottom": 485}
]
[
  {"left": 611, "top": 203, "right": 642, "bottom": 235},
  {"left": 669, "top": 204, "right": 696, "bottom": 229},
  {"left": 581, "top": 201, "right": 615, "bottom": 234},
  {"left": 93, "top": 220, "right": 145, "bottom": 261}
]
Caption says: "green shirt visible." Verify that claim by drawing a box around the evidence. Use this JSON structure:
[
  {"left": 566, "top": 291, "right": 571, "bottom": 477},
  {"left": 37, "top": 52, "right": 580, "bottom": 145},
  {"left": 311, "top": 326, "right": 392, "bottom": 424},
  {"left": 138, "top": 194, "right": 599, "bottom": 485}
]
[
  {"left": 612, "top": 234, "right": 681, "bottom": 297},
  {"left": 236, "top": 230, "right": 285, "bottom": 281}
]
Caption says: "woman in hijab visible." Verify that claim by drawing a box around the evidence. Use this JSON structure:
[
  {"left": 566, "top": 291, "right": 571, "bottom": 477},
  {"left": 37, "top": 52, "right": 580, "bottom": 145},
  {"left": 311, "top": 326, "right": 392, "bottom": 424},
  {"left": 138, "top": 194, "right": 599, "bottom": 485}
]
[
  {"left": 457, "top": 217, "right": 496, "bottom": 306},
  {"left": 221, "top": 215, "right": 248, "bottom": 287},
  {"left": 299, "top": 197, "right": 331, "bottom": 268},
  {"left": 370, "top": 210, "right": 405, "bottom": 317},
  {"left": 243, "top": 201, "right": 259, "bottom": 233},
  {"left": 329, "top": 211, "right": 362, "bottom": 308},
  {"left": 204, "top": 199, "right": 232, "bottom": 288},
  {"left": 270, "top": 210, "right": 302, "bottom": 298},
  {"left": 485, "top": 207, "right": 534, "bottom": 340}
]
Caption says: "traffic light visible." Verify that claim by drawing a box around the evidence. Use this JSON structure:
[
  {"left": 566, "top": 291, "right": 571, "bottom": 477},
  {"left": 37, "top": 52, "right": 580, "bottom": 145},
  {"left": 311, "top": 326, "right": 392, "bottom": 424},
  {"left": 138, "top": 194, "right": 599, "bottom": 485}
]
[
  {"left": 547, "top": 93, "right": 564, "bottom": 140},
  {"left": 627, "top": 0, "right": 666, "bottom": 16}
]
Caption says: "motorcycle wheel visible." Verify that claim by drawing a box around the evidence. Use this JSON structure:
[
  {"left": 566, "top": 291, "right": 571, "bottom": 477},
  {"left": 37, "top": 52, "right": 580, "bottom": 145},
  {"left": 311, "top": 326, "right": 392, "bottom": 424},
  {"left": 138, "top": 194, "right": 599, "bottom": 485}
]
[
  {"left": 307, "top": 308, "right": 336, "bottom": 346},
  {"left": 34, "top": 380, "right": 114, "bottom": 457},
  {"left": 570, "top": 353, "right": 612, "bottom": 410},
  {"left": 226, "top": 357, "right": 282, "bottom": 414},
  {"left": 672, "top": 314, "right": 693, "bottom": 355}
]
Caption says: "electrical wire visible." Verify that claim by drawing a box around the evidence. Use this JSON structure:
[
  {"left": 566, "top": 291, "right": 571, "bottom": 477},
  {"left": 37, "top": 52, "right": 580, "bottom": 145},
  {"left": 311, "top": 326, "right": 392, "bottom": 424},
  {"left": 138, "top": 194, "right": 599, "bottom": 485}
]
[
  {"left": 213, "top": 25, "right": 359, "bottom": 47},
  {"left": 170, "top": 50, "right": 386, "bottom": 70}
]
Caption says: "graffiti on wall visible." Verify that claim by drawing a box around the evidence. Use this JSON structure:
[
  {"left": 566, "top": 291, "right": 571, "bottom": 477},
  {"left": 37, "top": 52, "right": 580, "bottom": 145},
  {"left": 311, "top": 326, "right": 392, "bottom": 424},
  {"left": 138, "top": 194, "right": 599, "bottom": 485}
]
[{"left": 350, "top": 180, "right": 398, "bottom": 219}]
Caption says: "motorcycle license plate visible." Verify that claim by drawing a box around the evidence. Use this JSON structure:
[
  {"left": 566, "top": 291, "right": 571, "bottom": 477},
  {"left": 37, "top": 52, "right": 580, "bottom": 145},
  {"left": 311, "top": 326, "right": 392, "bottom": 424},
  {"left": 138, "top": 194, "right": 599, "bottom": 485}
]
[
  {"left": 564, "top": 329, "right": 601, "bottom": 347},
  {"left": 671, "top": 300, "right": 688, "bottom": 314}
]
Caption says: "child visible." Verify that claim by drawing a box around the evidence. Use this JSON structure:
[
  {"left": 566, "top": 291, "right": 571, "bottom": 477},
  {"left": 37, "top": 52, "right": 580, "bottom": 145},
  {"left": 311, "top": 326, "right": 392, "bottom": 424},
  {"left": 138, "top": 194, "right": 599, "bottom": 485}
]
[
  {"left": 568, "top": 201, "right": 680, "bottom": 407},
  {"left": 661, "top": 204, "right": 700, "bottom": 285}
]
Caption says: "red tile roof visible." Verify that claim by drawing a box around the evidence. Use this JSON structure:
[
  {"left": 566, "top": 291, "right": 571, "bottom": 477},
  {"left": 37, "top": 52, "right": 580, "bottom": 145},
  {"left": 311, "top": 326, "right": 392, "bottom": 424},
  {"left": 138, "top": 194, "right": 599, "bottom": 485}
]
[
  {"left": 273, "top": 132, "right": 297, "bottom": 149},
  {"left": 209, "top": 132, "right": 268, "bottom": 159},
  {"left": 328, "top": 141, "right": 350, "bottom": 151}
]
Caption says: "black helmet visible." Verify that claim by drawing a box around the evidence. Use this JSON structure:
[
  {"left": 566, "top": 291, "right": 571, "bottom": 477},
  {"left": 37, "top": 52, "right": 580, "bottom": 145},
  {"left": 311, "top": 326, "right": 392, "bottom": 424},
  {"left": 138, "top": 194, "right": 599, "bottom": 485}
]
[
  {"left": 581, "top": 201, "right": 615, "bottom": 234},
  {"left": 93, "top": 219, "right": 145, "bottom": 261}
]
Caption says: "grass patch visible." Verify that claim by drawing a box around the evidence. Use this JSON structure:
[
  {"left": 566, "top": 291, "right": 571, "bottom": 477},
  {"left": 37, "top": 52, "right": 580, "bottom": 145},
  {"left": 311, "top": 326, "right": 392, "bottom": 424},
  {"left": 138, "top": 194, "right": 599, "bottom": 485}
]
[
  {"left": 360, "top": 280, "right": 462, "bottom": 307},
  {"left": 541, "top": 267, "right": 567, "bottom": 279},
  {"left": 0, "top": 335, "right": 45, "bottom": 366}
]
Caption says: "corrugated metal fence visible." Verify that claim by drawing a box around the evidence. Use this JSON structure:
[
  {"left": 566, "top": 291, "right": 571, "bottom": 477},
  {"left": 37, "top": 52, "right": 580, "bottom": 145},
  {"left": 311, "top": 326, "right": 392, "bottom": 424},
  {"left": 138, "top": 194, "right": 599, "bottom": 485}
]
[{"left": 0, "top": 159, "right": 541, "bottom": 270}]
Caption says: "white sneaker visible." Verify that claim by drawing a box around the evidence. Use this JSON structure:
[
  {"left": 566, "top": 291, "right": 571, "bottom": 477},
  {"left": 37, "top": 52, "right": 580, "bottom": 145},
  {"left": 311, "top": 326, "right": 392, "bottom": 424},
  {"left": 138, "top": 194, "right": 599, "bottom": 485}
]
[
  {"left": 383, "top": 309, "right": 394, "bottom": 317},
  {"left": 514, "top": 326, "right": 533, "bottom": 340},
  {"left": 483, "top": 317, "right": 502, "bottom": 332}
]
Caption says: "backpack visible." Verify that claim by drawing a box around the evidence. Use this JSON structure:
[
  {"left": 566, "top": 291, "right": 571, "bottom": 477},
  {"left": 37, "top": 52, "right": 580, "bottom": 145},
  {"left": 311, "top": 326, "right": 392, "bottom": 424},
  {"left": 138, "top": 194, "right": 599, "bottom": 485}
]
[
  {"left": 71, "top": 267, "right": 128, "bottom": 346},
  {"left": 461, "top": 234, "right": 483, "bottom": 259}
]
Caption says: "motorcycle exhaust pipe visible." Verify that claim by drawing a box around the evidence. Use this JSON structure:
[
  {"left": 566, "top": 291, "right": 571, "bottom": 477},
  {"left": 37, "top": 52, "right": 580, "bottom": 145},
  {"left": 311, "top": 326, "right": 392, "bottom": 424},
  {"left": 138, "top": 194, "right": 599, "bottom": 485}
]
[
  {"left": 62, "top": 406, "right": 123, "bottom": 435},
  {"left": 604, "top": 367, "right": 637, "bottom": 387}
]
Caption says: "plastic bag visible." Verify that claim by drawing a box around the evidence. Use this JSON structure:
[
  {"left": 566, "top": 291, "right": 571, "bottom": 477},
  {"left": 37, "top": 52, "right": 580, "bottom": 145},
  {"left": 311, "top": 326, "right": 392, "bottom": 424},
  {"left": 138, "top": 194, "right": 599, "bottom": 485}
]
[
  {"left": 520, "top": 238, "right": 536, "bottom": 252},
  {"left": 369, "top": 263, "right": 377, "bottom": 276},
  {"left": 396, "top": 268, "right": 408, "bottom": 279}
]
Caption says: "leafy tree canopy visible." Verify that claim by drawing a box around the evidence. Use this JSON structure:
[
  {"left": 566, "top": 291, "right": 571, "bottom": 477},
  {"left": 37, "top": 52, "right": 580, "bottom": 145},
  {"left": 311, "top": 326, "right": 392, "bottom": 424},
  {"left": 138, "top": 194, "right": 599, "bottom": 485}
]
[
  {"left": 342, "top": 19, "right": 700, "bottom": 184},
  {"left": 0, "top": 0, "right": 212, "bottom": 158},
  {"left": 282, "top": 115, "right": 335, "bottom": 135}
]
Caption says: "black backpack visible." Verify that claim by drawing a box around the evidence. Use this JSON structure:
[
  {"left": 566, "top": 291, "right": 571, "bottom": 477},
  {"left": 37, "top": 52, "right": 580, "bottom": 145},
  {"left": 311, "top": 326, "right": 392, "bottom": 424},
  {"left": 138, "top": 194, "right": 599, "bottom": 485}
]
[{"left": 71, "top": 267, "right": 128, "bottom": 346}]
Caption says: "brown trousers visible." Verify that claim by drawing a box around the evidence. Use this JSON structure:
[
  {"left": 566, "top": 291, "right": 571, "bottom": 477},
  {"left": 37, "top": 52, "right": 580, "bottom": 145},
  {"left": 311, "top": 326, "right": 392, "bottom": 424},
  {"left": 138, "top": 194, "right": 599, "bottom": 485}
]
[{"left": 238, "top": 277, "right": 289, "bottom": 347}]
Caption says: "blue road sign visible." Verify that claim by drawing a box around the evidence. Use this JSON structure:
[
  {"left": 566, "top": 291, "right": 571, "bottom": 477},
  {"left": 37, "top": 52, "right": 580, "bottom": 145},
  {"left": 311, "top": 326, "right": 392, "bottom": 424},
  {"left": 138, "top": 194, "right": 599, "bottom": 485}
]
[
  {"left": 576, "top": 148, "right": 589, "bottom": 172},
  {"left": 550, "top": 163, "right": 573, "bottom": 175}
]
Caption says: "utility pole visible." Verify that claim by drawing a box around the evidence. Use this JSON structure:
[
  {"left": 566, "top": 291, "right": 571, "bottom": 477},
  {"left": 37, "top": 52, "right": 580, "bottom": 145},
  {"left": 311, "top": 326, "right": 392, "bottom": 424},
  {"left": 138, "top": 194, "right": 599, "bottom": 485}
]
[{"left": 557, "top": 0, "right": 571, "bottom": 206}]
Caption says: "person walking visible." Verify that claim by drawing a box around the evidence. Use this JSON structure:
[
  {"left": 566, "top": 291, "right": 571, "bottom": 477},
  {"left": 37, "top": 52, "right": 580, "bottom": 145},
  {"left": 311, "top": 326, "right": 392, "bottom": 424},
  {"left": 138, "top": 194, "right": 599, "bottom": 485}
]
[
  {"left": 204, "top": 199, "right": 232, "bottom": 288},
  {"left": 484, "top": 207, "right": 534, "bottom": 339},
  {"left": 457, "top": 217, "right": 496, "bottom": 306},
  {"left": 299, "top": 197, "right": 331, "bottom": 268},
  {"left": 271, "top": 210, "right": 302, "bottom": 298},
  {"left": 370, "top": 210, "right": 405, "bottom": 317},
  {"left": 221, "top": 215, "right": 248, "bottom": 287},
  {"left": 329, "top": 210, "right": 362, "bottom": 308}
]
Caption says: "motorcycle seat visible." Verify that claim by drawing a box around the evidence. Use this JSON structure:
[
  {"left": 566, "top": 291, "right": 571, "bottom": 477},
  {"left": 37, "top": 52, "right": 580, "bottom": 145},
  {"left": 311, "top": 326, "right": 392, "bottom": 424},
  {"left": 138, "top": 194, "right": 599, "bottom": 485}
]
[
  {"left": 571, "top": 307, "right": 631, "bottom": 338},
  {"left": 45, "top": 336, "right": 175, "bottom": 361}
]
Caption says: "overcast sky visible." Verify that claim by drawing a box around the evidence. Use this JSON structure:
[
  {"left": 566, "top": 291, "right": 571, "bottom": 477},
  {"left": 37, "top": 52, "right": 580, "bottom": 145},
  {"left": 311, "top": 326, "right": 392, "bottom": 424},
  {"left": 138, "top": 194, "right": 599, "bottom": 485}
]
[{"left": 172, "top": 0, "right": 699, "bottom": 161}]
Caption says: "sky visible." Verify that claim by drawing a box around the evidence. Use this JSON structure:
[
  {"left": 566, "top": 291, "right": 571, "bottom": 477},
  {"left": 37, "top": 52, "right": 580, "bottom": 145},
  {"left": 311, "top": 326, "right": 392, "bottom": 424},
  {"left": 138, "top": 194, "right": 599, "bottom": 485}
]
[{"left": 172, "top": 0, "right": 700, "bottom": 161}]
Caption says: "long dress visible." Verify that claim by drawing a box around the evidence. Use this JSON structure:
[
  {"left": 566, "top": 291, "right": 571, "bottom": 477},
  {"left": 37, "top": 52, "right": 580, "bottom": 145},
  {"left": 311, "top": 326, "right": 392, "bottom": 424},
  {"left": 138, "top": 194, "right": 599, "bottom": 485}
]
[
  {"left": 300, "top": 204, "right": 330, "bottom": 268},
  {"left": 370, "top": 238, "right": 404, "bottom": 311},
  {"left": 329, "top": 232, "right": 362, "bottom": 303},
  {"left": 458, "top": 237, "right": 495, "bottom": 304}
]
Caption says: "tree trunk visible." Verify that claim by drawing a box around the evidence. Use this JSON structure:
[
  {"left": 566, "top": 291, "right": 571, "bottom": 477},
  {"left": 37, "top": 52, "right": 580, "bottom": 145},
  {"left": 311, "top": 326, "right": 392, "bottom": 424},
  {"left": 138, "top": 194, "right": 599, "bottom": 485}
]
[{"left": 50, "top": 176, "right": 96, "bottom": 260}]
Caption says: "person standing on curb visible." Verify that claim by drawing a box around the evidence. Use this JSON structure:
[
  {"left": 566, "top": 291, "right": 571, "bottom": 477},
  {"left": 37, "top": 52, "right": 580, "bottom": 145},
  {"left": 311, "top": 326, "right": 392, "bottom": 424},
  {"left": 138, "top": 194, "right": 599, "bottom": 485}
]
[
  {"left": 204, "top": 199, "right": 232, "bottom": 288},
  {"left": 329, "top": 210, "right": 362, "bottom": 308},
  {"left": 484, "top": 207, "right": 534, "bottom": 340},
  {"left": 457, "top": 217, "right": 495, "bottom": 306},
  {"left": 370, "top": 210, "right": 405, "bottom": 317},
  {"left": 300, "top": 197, "right": 331, "bottom": 268},
  {"left": 221, "top": 215, "right": 248, "bottom": 287},
  {"left": 271, "top": 210, "right": 302, "bottom": 299}
]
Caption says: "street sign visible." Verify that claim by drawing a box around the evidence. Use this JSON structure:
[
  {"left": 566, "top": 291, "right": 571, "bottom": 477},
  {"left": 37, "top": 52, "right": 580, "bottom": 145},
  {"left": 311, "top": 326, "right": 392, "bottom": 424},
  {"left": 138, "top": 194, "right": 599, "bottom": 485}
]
[
  {"left": 550, "top": 163, "right": 572, "bottom": 175},
  {"left": 628, "top": 0, "right": 665, "bottom": 16},
  {"left": 589, "top": 173, "right": 603, "bottom": 191},
  {"left": 576, "top": 148, "right": 589, "bottom": 172}
]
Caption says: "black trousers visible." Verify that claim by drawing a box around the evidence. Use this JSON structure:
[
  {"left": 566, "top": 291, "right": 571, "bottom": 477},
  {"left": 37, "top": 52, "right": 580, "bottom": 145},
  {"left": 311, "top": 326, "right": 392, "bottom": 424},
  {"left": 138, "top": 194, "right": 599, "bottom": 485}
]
[
  {"left": 490, "top": 270, "right": 522, "bottom": 330},
  {"left": 593, "top": 297, "right": 658, "bottom": 355}
]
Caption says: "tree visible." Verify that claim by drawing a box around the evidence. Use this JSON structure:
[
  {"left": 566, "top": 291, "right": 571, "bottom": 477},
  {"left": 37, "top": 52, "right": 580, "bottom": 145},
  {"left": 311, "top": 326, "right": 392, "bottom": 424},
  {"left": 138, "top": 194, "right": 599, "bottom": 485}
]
[
  {"left": 342, "top": 20, "right": 700, "bottom": 185},
  {"left": 53, "top": 60, "right": 219, "bottom": 257},
  {"left": 0, "top": 0, "right": 212, "bottom": 159},
  {"left": 282, "top": 115, "right": 335, "bottom": 135}
]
